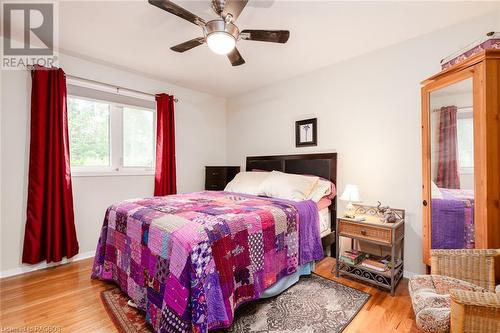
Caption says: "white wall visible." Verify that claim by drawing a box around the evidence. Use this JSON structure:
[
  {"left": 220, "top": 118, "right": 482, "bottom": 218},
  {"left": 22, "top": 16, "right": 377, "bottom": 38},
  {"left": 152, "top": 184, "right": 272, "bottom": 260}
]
[
  {"left": 2, "top": 9, "right": 499, "bottom": 278},
  {"left": 226, "top": 11, "right": 500, "bottom": 275},
  {"left": 1, "top": 53, "right": 227, "bottom": 275}
]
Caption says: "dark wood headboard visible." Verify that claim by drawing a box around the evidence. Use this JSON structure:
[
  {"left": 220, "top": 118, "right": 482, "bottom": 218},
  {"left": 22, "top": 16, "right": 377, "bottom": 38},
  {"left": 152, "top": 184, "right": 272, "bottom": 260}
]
[
  {"left": 246, "top": 153, "right": 338, "bottom": 254},
  {"left": 246, "top": 153, "right": 337, "bottom": 185}
]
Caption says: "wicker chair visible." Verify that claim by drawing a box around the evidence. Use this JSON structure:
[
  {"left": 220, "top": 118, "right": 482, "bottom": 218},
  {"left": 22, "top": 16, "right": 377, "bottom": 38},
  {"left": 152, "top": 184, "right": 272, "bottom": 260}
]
[{"left": 409, "top": 249, "right": 500, "bottom": 333}]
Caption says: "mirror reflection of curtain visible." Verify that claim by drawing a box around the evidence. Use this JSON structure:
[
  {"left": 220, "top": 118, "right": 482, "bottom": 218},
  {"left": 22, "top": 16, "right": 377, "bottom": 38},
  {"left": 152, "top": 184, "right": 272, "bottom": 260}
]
[{"left": 436, "top": 105, "right": 460, "bottom": 189}]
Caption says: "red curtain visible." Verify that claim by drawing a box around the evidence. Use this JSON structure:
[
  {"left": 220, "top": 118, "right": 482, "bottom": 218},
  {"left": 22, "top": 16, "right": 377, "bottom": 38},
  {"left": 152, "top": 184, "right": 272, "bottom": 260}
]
[
  {"left": 436, "top": 106, "right": 460, "bottom": 189},
  {"left": 22, "top": 66, "right": 79, "bottom": 264},
  {"left": 154, "top": 93, "right": 177, "bottom": 196}
]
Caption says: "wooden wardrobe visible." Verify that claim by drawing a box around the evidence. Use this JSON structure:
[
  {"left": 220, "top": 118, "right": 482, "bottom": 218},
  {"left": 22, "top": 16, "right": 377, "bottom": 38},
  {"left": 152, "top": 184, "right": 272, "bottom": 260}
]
[{"left": 421, "top": 50, "right": 500, "bottom": 266}]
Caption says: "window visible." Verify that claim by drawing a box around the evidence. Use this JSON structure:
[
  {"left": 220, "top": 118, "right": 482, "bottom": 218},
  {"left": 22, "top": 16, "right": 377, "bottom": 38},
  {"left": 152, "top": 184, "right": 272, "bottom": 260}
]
[
  {"left": 123, "top": 107, "right": 154, "bottom": 168},
  {"left": 68, "top": 96, "right": 155, "bottom": 175},
  {"left": 457, "top": 114, "right": 473, "bottom": 173},
  {"left": 68, "top": 98, "right": 110, "bottom": 167}
]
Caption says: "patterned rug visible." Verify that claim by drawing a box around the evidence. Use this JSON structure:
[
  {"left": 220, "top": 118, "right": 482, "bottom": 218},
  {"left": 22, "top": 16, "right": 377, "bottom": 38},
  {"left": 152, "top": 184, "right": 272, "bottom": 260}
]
[{"left": 100, "top": 274, "right": 370, "bottom": 333}]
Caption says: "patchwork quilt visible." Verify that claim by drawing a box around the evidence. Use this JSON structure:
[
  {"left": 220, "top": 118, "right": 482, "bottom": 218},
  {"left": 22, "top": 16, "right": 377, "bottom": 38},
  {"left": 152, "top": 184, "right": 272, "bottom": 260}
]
[
  {"left": 432, "top": 188, "right": 475, "bottom": 249},
  {"left": 91, "top": 191, "right": 323, "bottom": 333}
]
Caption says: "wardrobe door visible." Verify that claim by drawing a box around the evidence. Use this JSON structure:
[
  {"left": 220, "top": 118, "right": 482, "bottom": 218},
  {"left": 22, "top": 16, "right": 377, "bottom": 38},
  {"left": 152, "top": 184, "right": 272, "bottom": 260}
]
[{"left": 423, "top": 76, "right": 476, "bottom": 262}]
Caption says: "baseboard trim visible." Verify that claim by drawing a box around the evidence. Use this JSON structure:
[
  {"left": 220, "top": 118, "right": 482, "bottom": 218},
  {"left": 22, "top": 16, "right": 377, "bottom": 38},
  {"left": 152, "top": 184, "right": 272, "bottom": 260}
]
[
  {"left": 1, "top": 253, "right": 421, "bottom": 280},
  {"left": 403, "top": 270, "right": 419, "bottom": 278},
  {"left": 0, "top": 250, "right": 95, "bottom": 279}
]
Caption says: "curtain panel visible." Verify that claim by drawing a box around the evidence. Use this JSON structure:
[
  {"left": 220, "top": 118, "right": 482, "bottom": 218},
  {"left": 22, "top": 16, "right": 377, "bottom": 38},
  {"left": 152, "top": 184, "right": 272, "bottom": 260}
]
[
  {"left": 436, "top": 105, "right": 461, "bottom": 189},
  {"left": 154, "top": 93, "right": 177, "bottom": 196},
  {"left": 23, "top": 66, "right": 79, "bottom": 264}
]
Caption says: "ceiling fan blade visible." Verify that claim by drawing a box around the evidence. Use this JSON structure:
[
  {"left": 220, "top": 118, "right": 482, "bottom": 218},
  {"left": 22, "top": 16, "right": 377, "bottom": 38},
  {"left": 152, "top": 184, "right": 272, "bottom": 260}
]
[
  {"left": 240, "top": 30, "right": 290, "bottom": 43},
  {"left": 148, "top": 0, "right": 205, "bottom": 27},
  {"left": 227, "top": 48, "right": 245, "bottom": 66},
  {"left": 170, "top": 37, "right": 205, "bottom": 53},
  {"left": 248, "top": 0, "right": 274, "bottom": 8},
  {"left": 222, "top": 0, "right": 249, "bottom": 21}
]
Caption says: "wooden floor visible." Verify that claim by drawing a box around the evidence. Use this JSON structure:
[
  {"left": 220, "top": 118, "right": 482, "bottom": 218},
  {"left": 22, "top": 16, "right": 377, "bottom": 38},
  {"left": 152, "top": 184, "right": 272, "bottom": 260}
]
[{"left": 0, "top": 257, "right": 421, "bottom": 332}]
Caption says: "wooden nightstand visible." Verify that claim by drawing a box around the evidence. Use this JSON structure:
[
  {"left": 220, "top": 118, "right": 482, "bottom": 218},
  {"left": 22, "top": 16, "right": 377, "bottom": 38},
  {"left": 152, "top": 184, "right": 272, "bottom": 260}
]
[
  {"left": 205, "top": 166, "right": 240, "bottom": 191},
  {"left": 335, "top": 204, "right": 405, "bottom": 296}
]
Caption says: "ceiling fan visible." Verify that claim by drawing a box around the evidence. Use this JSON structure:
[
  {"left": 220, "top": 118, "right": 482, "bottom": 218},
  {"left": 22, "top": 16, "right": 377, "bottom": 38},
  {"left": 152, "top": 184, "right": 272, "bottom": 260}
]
[{"left": 148, "top": 0, "right": 290, "bottom": 66}]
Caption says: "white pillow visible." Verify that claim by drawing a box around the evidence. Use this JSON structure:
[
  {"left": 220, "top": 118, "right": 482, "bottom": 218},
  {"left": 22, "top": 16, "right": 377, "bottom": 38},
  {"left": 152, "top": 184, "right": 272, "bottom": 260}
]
[
  {"left": 224, "top": 171, "right": 270, "bottom": 195},
  {"left": 431, "top": 181, "right": 443, "bottom": 199},
  {"left": 257, "top": 171, "right": 319, "bottom": 201},
  {"left": 308, "top": 178, "right": 333, "bottom": 202}
]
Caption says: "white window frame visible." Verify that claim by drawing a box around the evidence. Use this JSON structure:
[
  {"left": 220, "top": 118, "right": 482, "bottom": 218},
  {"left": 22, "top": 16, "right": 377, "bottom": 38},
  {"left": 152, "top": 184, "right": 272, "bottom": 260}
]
[{"left": 69, "top": 95, "right": 156, "bottom": 177}]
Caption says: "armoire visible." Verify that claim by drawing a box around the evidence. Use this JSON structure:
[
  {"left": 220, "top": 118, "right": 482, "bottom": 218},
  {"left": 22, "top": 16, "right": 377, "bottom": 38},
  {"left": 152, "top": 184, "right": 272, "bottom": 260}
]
[{"left": 421, "top": 49, "right": 500, "bottom": 268}]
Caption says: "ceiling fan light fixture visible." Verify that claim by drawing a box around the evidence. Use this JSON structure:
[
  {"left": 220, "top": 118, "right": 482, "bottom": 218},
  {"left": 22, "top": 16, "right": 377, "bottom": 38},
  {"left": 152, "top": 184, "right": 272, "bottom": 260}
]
[
  {"left": 207, "top": 32, "right": 236, "bottom": 55},
  {"left": 149, "top": 1, "right": 290, "bottom": 66}
]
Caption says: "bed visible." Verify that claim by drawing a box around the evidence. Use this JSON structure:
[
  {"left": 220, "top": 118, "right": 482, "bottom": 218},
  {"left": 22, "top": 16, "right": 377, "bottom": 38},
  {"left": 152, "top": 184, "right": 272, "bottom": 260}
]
[
  {"left": 431, "top": 188, "right": 475, "bottom": 249},
  {"left": 92, "top": 153, "right": 337, "bottom": 333},
  {"left": 246, "top": 153, "right": 337, "bottom": 253}
]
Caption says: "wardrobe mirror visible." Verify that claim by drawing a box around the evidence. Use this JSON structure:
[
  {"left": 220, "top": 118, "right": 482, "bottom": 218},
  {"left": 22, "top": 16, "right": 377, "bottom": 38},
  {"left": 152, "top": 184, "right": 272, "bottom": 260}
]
[{"left": 429, "top": 78, "right": 474, "bottom": 250}]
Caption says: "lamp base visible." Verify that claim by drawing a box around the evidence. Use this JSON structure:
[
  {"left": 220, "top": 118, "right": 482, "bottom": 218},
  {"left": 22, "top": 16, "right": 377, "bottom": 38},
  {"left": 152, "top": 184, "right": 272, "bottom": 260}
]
[{"left": 343, "top": 202, "right": 356, "bottom": 218}]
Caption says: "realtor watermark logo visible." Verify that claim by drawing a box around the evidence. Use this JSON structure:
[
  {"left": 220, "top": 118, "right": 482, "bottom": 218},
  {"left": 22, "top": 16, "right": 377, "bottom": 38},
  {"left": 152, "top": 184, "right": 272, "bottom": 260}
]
[{"left": 2, "top": 1, "right": 58, "bottom": 69}]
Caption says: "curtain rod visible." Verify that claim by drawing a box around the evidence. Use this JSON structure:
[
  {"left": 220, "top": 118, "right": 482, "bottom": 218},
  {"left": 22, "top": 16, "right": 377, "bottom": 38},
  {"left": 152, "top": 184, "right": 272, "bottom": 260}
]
[
  {"left": 25, "top": 65, "right": 178, "bottom": 103},
  {"left": 432, "top": 106, "right": 472, "bottom": 112}
]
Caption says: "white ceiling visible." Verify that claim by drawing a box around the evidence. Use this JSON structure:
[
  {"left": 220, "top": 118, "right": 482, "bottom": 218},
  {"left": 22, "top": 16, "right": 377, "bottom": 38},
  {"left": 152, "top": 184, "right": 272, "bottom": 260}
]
[{"left": 56, "top": 0, "right": 499, "bottom": 97}]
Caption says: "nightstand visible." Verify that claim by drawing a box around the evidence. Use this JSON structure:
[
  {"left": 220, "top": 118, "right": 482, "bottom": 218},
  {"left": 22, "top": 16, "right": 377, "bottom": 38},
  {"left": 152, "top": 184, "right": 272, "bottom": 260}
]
[
  {"left": 334, "top": 204, "right": 405, "bottom": 296},
  {"left": 205, "top": 166, "right": 240, "bottom": 191}
]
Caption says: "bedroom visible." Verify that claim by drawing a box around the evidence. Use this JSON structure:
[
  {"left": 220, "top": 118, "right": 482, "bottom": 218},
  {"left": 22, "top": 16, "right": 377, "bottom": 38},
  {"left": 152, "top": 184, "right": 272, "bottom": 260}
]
[{"left": 1, "top": 1, "right": 500, "bottom": 332}]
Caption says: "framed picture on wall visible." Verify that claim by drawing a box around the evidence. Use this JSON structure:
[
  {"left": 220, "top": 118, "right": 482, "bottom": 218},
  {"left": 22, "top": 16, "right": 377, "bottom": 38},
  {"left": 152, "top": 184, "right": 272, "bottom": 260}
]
[{"left": 295, "top": 118, "right": 317, "bottom": 147}]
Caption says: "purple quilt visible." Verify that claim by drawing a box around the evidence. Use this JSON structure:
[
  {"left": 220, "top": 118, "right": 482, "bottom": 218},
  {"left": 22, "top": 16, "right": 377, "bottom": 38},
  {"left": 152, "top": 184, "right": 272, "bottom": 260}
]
[
  {"left": 431, "top": 188, "right": 474, "bottom": 249},
  {"left": 91, "top": 191, "right": 323, "bottom": 332}
]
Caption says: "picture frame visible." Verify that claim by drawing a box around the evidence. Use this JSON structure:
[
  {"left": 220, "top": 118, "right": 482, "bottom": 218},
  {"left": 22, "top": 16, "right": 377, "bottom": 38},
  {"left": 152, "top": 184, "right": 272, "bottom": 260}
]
[{"left": 295, "top": 118, "right": 317, "bottom": 147}]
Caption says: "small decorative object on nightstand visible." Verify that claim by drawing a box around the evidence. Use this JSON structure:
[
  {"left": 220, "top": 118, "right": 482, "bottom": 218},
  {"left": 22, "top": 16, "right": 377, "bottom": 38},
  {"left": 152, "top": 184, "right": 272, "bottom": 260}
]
[
  {"left": 335, "top": 203, "right": 405, "bottom": 296},
  {"left": 339, "top": 184, "right": 361, "bottom": 218},
  {"left": 205, "top": 166, "right": 240, "bottom": 191},
  {"left": 376, "top": 201, "right": 399, "bottom": 223}
]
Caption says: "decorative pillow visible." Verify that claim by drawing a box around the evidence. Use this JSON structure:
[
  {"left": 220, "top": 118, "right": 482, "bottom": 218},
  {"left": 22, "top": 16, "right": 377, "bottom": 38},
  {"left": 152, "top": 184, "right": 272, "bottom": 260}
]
[
  {"left": 431, "top": 181, "right": 443, "bottom": 199},
  {"left": 253, "top": 170, "right": 336, "bottom": 202},
  {"left": 257, "top": 170, "right": 319, "bottom": 201},
  {"left": 308, "top": 179, "right": 335, "bottom": 202},
  {"left": 224, "top": 171, "right": 270, "bottom": 195},
  {"left": 316, "top": 197, "right": 332, "bottom": 210}
]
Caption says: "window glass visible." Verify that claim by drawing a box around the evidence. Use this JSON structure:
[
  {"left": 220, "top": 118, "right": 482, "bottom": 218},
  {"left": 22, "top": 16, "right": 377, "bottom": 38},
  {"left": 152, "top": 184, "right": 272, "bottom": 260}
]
[
  {"left": 457, "top": 116, "right": 474, "bottom": 169},
  {"left": 123, "top": 107, "right": 154, "bottom": 168},
  {"left": 68, "top": 97, "right": 110, "bottom": 167}
]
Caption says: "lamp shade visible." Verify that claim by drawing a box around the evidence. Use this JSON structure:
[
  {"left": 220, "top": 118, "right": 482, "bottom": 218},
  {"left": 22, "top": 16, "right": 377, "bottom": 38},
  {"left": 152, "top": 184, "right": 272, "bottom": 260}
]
[{"left": 339, "top": 184, "right": 361, "bottom": 202}]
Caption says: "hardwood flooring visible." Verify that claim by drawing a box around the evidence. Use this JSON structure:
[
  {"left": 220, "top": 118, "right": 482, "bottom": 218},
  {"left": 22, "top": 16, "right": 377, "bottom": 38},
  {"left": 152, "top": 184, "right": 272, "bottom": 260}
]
[{"left": 0, "top": 257, "right": 421, "bottom": 332}]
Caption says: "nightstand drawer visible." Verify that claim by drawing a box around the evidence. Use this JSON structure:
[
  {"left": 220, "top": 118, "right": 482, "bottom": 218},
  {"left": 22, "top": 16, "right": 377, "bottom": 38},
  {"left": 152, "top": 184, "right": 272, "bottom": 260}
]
[
  {"left": 205, "top": 179, "right": 227, "bottom": 191},
  {"left": 339, "top": 221, "right": 392, "bottom": 244},
  {"left": 205, "top": 166, "right": 240, "bottom": 191},
  {"left": 205, "top": 167, "right": 228, "bottom": 180}
]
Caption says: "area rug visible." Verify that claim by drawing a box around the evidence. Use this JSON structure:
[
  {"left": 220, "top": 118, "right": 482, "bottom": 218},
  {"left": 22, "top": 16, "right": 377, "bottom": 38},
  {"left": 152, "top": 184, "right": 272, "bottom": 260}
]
[{"left": 100, "top": 274, "right": 370, "bottom": 333}]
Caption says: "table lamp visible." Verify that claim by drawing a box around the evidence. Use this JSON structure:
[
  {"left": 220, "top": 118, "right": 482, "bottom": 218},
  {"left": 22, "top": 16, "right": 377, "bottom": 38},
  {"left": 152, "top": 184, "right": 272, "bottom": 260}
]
[{"left": 340, "top": 184, "right": 361, "bottom": 218}]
